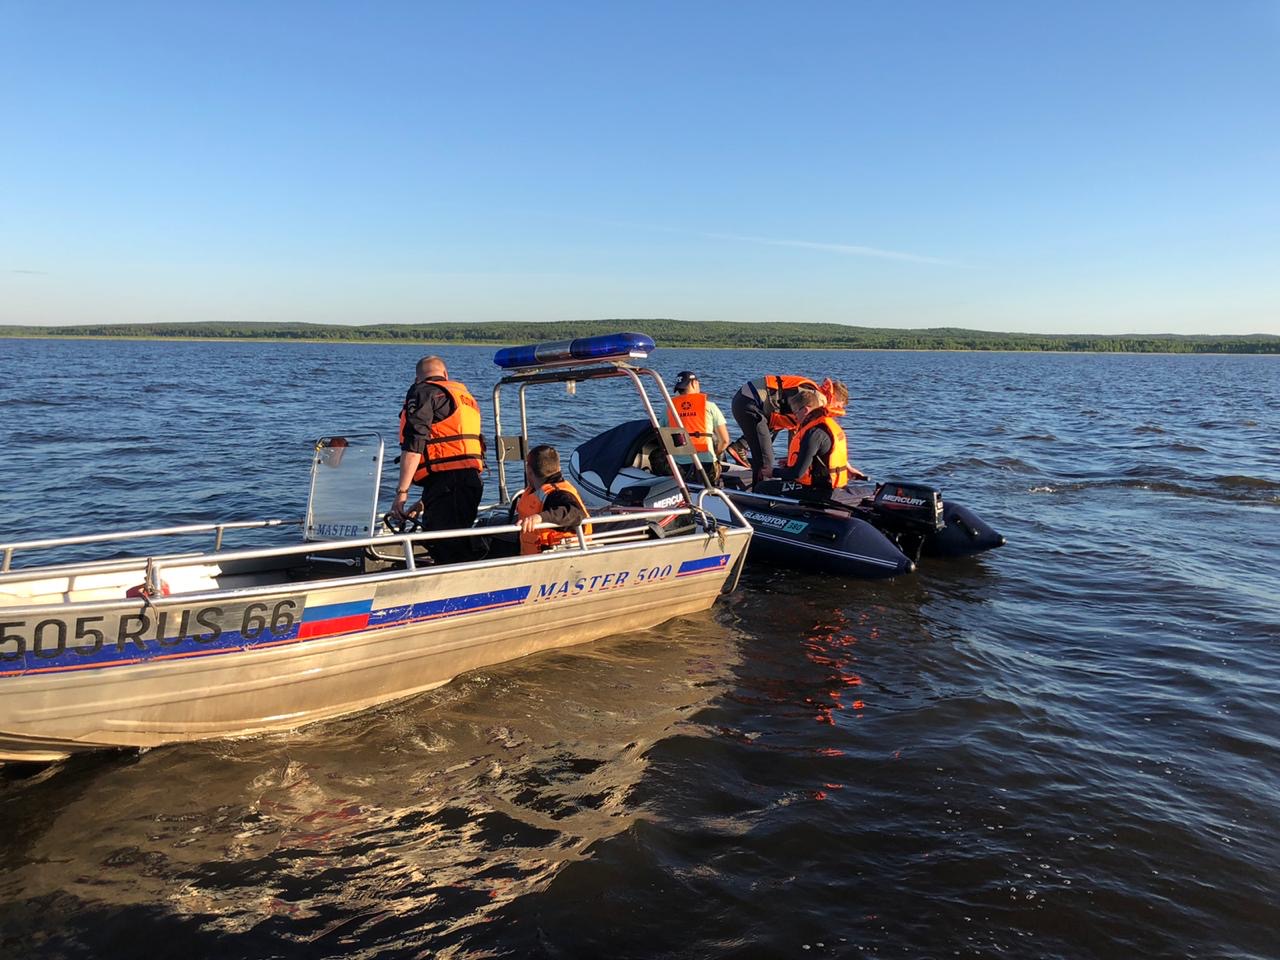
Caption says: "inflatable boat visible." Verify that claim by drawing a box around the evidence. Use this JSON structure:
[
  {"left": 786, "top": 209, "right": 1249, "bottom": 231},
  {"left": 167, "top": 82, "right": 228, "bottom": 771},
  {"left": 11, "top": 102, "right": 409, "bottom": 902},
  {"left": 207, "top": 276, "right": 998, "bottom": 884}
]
[{"left": 571, "top": 420, "right": 1004, "bottom": 580}]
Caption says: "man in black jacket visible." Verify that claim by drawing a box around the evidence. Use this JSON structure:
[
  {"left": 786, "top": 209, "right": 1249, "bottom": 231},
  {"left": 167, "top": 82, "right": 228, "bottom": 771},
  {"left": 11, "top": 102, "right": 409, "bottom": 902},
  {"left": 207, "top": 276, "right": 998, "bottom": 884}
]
[{"left": 393, "top": 355, "right": 485, "bottom": 564}]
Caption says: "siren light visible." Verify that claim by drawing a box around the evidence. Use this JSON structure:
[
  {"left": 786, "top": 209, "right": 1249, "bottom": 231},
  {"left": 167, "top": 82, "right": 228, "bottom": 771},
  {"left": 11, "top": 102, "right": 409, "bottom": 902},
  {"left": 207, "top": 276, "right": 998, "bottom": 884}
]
[{"left": 494, "top": 332, "right": 654, "bottom": 370}]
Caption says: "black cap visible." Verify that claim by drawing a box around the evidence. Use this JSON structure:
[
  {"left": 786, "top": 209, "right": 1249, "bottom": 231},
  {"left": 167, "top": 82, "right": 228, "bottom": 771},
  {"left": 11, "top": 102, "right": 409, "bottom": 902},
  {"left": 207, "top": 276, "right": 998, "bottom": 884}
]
[{"left": 672, "top": 370, "right": 698, "bottom": 392}]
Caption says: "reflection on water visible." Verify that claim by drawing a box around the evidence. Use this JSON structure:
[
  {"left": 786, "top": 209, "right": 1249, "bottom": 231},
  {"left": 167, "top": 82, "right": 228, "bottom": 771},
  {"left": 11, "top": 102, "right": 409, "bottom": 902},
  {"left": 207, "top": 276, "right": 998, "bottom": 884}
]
[{"left": 1, "top": 616, "right": 738, "bottom": 957}]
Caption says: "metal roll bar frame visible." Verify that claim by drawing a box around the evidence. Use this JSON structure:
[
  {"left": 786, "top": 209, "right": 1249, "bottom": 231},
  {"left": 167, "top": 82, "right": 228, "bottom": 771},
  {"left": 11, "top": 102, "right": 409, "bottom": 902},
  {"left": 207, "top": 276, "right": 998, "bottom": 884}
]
[{"left": 489, "top": 360, "right": 749, "bottom": 533}]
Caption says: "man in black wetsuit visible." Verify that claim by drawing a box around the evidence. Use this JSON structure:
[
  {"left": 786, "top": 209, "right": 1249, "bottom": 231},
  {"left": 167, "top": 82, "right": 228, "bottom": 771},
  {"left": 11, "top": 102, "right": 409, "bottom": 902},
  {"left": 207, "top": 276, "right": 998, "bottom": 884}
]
[{"left": 393, "top": 355, "right": 485, "bottom": 564}]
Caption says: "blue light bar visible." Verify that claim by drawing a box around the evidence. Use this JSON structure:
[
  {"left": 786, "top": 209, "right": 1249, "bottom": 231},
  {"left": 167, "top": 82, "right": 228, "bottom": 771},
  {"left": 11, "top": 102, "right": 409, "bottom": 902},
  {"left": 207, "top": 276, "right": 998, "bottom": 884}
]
[{"left": 494, "top": 332, "right": 655, "bottom": 370}]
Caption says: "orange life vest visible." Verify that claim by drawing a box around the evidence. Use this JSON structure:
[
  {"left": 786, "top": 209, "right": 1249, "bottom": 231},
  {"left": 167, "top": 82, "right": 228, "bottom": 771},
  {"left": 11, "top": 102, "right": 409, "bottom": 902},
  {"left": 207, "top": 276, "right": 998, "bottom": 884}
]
[
  {"left": 751, "top": 375, "right": 821, "bottom": 432},
  {"left": 786, "top": 413, "right": 849, "bottom": 490},
  {"left": 515, "top": 479, "right": 592, "bottom": 555},
  {"left": 398, "top": 379, "right": 484, "bottom": 482},
  {"left": 668, "top": 393, "right": 712, "bottom": 454}
]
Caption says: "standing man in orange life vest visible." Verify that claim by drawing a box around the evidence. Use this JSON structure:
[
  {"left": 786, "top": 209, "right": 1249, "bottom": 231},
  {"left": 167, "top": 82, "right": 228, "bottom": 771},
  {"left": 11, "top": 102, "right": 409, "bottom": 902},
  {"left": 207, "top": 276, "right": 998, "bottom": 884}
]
[
  {"left": 515, "top": 445, "right": 591, "bottom": 555},
  {"left": 393, "top": 355, "right": 485, "bottom": 564},
  {"left": 667, "top": 370, "right": 731, "bottom": 485},
  {"left": 772, "top": 387, "right": 866, "bottom": 498}
]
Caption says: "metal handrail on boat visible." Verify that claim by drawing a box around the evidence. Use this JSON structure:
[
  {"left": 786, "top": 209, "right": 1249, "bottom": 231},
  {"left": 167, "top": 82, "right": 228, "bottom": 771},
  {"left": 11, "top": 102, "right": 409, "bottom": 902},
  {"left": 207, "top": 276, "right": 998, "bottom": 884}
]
[
  {"left": 0, "top": 501, "right": 738, "bottom": 594},
  {"left": 0, "top": 519, "right": 302, "bottom": 574},
  {"left": 135, "top": 507, "right": 703, "bottom": 594}
]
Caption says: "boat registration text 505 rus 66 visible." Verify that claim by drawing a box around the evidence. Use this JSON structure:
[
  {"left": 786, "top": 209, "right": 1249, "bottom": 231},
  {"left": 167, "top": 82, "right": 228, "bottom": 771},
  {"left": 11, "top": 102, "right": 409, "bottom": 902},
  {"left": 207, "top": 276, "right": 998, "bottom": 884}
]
[
  {"left": 570, "top": 419, "right": 1004, "bottom": 580},
  {"left": 0, "top": 332, "right": 752, "bottom": 762}
]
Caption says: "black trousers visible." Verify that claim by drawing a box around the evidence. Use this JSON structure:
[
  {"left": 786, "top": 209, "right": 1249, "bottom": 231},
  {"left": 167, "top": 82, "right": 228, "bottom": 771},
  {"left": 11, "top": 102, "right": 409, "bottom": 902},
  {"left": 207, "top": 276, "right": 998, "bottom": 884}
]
[
  {"left": 731, "top": 387, "right": 775, "bottom": 484},
  {"left": 416, "top": 469, "right": 483, "bottom": 564}
]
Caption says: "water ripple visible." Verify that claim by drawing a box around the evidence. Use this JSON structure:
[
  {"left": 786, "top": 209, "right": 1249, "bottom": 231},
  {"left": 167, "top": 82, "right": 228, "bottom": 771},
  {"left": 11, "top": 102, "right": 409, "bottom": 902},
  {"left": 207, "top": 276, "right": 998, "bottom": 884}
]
[{"left": 0, "top": 341, "right": 1277, "bottom": 959}]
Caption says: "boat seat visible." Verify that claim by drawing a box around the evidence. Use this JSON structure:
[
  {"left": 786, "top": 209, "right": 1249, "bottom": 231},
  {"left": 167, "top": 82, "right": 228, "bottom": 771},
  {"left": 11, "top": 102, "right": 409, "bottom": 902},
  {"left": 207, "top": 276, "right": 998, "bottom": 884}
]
[
  {"left": 162, "top": 563, "right": 223, "bottom": 595},
  {"left": 608, "top": 467, "right": 656, "bottom": 496}
]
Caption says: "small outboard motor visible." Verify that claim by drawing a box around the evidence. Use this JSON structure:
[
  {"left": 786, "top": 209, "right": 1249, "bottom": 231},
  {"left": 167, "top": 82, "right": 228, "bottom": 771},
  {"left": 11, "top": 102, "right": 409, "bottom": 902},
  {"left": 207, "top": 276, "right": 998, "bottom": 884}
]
[
  {"left": 610, "top": 477, "right": 694, "bottom": 538},
  {"left": 868, "top": 481, "right": 944, "bottom": 560}
]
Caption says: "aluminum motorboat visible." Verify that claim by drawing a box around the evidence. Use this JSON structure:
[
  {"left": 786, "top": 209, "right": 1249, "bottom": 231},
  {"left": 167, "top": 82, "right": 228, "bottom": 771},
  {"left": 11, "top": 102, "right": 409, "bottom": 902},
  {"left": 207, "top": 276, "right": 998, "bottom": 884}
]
[{"left": 0, "top": 333, "right": 752, "bottom": 762}]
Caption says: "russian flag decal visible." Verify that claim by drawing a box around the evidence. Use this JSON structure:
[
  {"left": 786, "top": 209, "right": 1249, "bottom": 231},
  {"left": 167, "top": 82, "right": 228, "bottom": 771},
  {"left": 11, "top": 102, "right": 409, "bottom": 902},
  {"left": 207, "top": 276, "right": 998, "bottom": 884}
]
[{"left": 298, "top": 597, "right": 374, "bottom": 639}]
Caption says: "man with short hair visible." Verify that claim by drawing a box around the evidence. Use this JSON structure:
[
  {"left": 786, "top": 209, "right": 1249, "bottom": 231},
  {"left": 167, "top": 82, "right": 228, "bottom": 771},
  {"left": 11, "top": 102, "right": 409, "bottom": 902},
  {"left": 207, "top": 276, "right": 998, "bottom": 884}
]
[
  {"left": 515, "top": 445, "right": 591, "bottom": 555},
  {"left": 773, "top": 387, "right": 866, "bottom": 497},
  {"left": 667, "top": 370, "right": 731, "bottom": 486},
  {"left": 394, "top": 355, "right": 485, "bottom": 563}
]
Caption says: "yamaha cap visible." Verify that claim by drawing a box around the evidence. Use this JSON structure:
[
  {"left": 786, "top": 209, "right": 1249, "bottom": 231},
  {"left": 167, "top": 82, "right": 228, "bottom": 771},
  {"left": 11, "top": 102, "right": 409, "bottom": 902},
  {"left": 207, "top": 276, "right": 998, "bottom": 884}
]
[{"left": 672, "top": 370, "right": 698, "bottom": 391}]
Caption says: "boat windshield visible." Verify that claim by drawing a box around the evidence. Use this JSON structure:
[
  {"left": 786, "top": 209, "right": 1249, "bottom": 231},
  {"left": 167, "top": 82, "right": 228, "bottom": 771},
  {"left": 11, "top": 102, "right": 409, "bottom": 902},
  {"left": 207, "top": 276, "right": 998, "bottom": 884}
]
[{"left": 305, "top": 434, "right": 385, "bottom": 541}]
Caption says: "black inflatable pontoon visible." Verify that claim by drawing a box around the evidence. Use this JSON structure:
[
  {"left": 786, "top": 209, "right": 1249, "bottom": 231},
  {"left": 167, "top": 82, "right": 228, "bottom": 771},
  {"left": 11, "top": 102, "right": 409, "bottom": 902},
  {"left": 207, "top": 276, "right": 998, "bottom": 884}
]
[{"left": 570, "top": 420, "right": 1005, "bottom": 580}]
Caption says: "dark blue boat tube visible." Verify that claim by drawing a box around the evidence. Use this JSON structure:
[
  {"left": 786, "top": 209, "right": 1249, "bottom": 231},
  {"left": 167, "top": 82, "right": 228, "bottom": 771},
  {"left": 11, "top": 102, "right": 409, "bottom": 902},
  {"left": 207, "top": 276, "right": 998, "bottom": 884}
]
[
  {"left": 732, "top": 495, "right": 915, "bottom": 578},
  {"left": 923, "top": 502, "right": 1007, "bottom": 558}
]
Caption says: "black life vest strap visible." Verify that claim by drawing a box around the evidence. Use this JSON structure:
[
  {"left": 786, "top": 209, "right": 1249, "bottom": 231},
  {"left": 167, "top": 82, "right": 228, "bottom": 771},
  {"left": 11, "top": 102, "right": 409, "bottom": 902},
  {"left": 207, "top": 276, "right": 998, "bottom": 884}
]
[{"left": 427, "top": 452, "right": 484, "bottom": 466}]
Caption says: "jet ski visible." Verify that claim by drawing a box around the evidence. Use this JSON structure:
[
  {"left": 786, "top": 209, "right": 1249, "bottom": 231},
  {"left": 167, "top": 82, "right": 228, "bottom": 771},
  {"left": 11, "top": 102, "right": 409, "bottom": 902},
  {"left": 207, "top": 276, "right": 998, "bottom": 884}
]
[{"left": 570, "top": 420, "right": 1005, "bottom": 580}]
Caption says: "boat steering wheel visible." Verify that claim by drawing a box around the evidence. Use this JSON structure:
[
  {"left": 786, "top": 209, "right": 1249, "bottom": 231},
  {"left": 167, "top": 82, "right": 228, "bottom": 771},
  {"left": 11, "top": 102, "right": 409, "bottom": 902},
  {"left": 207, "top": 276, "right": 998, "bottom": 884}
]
[{"left": 383, "top": 511, "right": 425, "bottom": 535}]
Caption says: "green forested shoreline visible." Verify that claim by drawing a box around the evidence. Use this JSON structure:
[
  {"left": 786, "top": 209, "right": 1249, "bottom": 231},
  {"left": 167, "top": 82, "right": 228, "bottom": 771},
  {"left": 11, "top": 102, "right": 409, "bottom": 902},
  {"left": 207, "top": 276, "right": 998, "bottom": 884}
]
[{"left": 1, "top": 320, "right": 1276, "bottom": 353}]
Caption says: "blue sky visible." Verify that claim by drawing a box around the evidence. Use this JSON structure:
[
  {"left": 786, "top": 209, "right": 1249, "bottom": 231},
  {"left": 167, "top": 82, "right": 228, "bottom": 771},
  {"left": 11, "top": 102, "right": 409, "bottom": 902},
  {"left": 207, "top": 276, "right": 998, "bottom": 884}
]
[{"left": 2, "top": 1, "right": 1277, "bottom": 335}]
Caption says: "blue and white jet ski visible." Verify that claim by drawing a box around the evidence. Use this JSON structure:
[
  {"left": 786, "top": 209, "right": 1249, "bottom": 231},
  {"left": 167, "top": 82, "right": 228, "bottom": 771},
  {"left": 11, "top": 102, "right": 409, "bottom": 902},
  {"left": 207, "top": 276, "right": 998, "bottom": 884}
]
[{"left": 570, "top": 420, "right": 1005, "bottom": 580}]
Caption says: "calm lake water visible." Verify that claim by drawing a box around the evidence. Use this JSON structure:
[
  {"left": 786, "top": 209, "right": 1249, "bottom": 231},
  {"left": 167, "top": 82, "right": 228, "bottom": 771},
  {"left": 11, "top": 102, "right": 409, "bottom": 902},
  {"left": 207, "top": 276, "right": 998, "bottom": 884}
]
[{"left": 1, "top": 338, "right": 1277, "bottom": 959}]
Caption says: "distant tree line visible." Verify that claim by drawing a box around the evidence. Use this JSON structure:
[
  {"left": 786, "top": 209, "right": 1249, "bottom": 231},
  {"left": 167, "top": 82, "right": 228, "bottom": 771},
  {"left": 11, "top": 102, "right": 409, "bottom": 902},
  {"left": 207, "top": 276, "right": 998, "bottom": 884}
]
[{"left": 1, "top": 319, "right": 1277, "bottom": 354}]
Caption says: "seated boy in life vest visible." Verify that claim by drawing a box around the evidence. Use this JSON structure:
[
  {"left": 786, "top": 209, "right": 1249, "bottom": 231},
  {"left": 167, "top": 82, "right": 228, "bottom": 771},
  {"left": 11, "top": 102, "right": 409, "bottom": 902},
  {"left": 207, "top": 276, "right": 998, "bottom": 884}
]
[
  {"left": 771, "top": 387, "right": 867, "bottom": 497},
  {"left": 515, "top": 445, "right": 592, "bottom": 555}
]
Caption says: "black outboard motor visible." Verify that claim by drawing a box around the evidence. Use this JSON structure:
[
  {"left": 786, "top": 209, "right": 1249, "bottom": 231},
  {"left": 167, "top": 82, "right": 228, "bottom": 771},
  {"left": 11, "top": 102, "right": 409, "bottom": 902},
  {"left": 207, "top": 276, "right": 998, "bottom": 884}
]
[
  {"left": 868, "top": 481, "right": 944, "bottom": 561},
  {"left": 610, "top": 477, "right": 694, "bottom": 538},
  {"left": 613, "top": 476, "right": 685, "bottom": 510}
]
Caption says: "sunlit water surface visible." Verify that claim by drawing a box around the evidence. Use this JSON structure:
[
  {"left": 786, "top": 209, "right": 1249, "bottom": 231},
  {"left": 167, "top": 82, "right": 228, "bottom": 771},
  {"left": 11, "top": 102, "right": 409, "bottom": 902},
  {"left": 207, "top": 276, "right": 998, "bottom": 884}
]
[{"left": 1, "top": 339, "right": 1277, "bottom": 959}]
